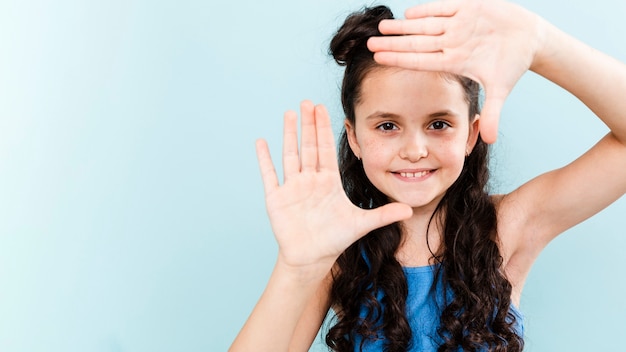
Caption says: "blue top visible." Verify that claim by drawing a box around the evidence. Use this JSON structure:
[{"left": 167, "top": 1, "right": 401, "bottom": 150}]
[{"left": 354, "top": 264, "right": 524, "bottom": 351}]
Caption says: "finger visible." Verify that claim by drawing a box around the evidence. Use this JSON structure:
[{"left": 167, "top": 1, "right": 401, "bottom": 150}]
[
  {"left": 378, "top": 17, "right": 447, "bottom": 36},
  {"left": 357, "top": 203, "right": 413, "bottom": 237},
  {"left": 314, "top": 104, "right": 339, "bottom": 172},
  {"left": 283, "top": 110, "right": 300, "bottom": 181},
  {"left": 405, "top": 1, "right": 458, "bottom": 19},
  {"left": 479, "top": 94, "right": 506, "bottom": 144},
  {"left": 256, "top": 139, "right": 279, "bottom": 197},
  {"left": 300, "top": 100, "right": 318, "bottom": 171},
  {"left": 373, "top": 51, "right": 447, "bottom": 72},
  {"left": 368, "top": 35, "right": 443, "bottom": 54}
]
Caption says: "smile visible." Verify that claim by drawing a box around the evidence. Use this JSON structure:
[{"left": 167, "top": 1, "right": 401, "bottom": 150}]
[
  {"left": 391, "top": 169, "right": 435, "bottom": 181},
  {"left": 399, "top": 171, "right": 430, "bottom": 178}
]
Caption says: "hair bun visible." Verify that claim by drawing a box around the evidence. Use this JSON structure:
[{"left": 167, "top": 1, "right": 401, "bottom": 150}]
[{"left": 330, "top": 6, "right": 394, "bottom": 66}]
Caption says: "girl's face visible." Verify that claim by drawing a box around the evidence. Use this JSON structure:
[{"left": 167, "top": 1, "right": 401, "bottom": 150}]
[{"left": 346, "top": 68, "right": 479, "bottom": 212}]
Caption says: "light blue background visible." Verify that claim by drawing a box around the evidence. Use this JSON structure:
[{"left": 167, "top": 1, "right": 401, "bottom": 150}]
[{"left": 0, "top": 0, "right": 624, "bottom": 351}]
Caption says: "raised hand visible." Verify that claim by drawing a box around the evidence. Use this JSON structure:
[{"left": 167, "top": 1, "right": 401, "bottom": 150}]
[
  {"left": 256, "top": 101, "right": 412, "bottom": 274},
  {"left": 367, "top": 0, "right": 545, "bottom": 143}
]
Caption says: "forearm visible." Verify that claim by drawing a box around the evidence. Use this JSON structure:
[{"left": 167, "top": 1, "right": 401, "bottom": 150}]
[
  {"left": 531, "top": 18, "right": 626, "bottom": 143},
  {"left": 229, "top": 258, "right": 329, "bottom": 352}
]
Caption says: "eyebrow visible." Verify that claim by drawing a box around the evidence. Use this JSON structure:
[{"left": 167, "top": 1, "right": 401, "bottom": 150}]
[
  {"left": 365, "top": 111, "right": 399, "bottom": 120},
  {"left": 364, "top": 109, "right": 459, "bottom": 120}
]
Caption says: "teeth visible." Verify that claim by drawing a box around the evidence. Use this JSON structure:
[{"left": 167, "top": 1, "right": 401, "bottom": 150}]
[{"left": 400, "top": 171, "right": 429, "bottom": 178}]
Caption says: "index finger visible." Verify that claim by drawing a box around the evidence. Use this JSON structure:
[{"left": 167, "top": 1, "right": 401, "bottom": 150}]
[
  {"left": 378, "top": 17, "right": 447, "bottom": 36},
  {"left": 282, "top": 110, "right": 300, "bottom": 181},
  {"left": 405, "top": 1, "right": 458, "bottom": 19}
]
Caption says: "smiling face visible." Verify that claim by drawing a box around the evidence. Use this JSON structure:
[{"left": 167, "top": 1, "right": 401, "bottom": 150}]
[{"left": 346, "top": 68, "right": 480, "bottom": 212}]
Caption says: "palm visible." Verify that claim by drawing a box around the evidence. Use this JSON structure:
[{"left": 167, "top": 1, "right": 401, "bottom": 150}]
[
  {"left": 256, "top": 102, "right": 412, "bottom": 270},
  {"left": 367, "top": 0, "right": 541, "bottom": 143},
  {"left": 264, "top": 165, "right": 359, "bottom": 266}
]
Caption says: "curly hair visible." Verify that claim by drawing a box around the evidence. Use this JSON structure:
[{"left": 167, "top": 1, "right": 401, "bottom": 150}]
[{"left": 325, "top": 6, "right": 524, "bottom": 352}]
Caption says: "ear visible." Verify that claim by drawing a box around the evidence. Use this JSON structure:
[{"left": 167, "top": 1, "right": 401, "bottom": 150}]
[
  {"left": 344, "top": 119, "right": 361, "bottom": 159},
  {"left": 466, "top": 114, "right": 481, "bottom": 154}
]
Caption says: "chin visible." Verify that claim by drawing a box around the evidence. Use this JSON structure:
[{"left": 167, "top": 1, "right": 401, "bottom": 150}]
[{"left": 394, "top": 195, "right": 444, "bottom": 211}]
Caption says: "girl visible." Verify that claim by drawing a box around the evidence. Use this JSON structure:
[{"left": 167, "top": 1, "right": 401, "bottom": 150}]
[{"left": 231, "top": 0, "right": 626, "bottom": 351}]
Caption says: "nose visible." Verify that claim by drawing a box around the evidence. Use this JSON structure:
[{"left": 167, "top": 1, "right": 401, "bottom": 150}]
[{"left": 399, "top": 131, "right": 428, "bottom": 162}]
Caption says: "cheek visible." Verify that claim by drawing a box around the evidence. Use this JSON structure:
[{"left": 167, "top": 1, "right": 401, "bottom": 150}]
[
  {"left": 358, "top": 133, "right": 393, "bottom": 156},
  {"left": 433, "top": 138, "right": 467, "bottom": 172},
  {"left": 358, "top": 136, "right": 393, "bottom": 177},
  {"left": 448, "top": 152, "right": 467, "bottom": 175},
  {"left": 438, "top": 140, "right": 465, "bottom": 158}
]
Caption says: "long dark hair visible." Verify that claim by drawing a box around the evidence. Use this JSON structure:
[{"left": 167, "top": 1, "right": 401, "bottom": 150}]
[{"left": 325, "top": 6, "right": 523, "bottom": 352}]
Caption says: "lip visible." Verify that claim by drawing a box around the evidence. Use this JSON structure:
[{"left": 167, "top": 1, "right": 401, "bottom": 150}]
[{"left": 391, "top": 168, "right": 436, "bottom": 182}]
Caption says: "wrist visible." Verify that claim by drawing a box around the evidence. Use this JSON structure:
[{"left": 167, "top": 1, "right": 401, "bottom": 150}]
[
  {"left": 274, "top": 254, "right": 335, "bottom": 285},
  {"left": 529, "top": 15, "right": 561, "bottom": 75}
]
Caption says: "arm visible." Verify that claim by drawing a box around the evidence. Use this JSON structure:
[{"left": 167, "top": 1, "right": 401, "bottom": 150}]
[
  {"left": 229, "top": 102, "right": 412, "bottom": 351},
  {"left": 232, "top": 262, "right": 333, "bottom": 351},
  {"left": 289, "top": 271, "right": 334, "bottom": 351},
  {"left": 497, "top": 21, "right": 626, "bottom": 276},
  {"left": 531, "top": 22, "right": 626, "bottom": 144},
  {"left": 229, "top": 260, "right": 330, "bottom": 351},
  {"left": 236, "top": 265, "right": 332, "bottom": 352}
]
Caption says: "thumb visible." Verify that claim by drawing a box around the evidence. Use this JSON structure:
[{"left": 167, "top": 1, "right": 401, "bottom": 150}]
[
  {"left": 358, "top": 202, "right": 413, "bottom": 236},
  {"left": 479, "top": 92, "right": 506, "bottom": 144}
]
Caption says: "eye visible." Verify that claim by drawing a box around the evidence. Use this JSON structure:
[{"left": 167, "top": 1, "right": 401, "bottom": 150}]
[
  {"left": 376, "top": 122, "right": 398, "bottom": 131},
  {"left": 429, "top": 120, "right": 451, "bottom": 130}
]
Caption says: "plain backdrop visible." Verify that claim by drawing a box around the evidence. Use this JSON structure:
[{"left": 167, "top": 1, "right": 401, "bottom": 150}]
[{"left": 0, "top": 0, "right": 625, "bottom": 351}]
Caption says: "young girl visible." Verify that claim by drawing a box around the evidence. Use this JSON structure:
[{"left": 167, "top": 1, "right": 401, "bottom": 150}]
[{"left": 230, "top": 0, "right": 626, "bottom": 351}]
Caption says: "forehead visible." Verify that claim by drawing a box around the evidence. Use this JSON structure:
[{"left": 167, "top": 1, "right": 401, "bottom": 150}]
[{"left": 355, "top": 68, "right": 468, "bottom": 118}]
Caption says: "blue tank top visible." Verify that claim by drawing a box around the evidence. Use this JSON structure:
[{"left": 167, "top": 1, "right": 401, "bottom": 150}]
[{"left": 354, "top": 264, "right": 524, "bottom": 351}]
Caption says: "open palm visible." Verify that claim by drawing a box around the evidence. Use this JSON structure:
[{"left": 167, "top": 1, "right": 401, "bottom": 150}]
[{"left": 256, "top": 101, "right": 412, "bottom": 271}]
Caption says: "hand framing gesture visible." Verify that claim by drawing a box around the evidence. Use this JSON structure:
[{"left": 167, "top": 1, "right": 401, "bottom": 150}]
[
  {"left": 255, "top": 101, "right": 412, "bottom": 273},
  {"left": 367, "top": 0, "right": 544, "bottom": 143}
]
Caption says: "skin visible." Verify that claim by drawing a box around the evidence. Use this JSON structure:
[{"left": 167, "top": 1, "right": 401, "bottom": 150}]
[{"left": 230, "top": 0, "right": 626, "bottom": 350}]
